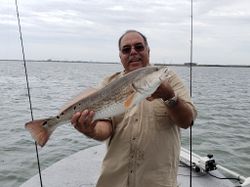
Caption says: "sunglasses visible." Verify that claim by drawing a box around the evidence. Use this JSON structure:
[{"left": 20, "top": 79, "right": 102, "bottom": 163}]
[{"left": 121, "top": 43, "right": 145, "bottom": 54}]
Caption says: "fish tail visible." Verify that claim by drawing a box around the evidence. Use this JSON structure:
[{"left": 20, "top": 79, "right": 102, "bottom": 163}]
[{"left": 25, "top": 118, "right": 56, "bottom": 147}]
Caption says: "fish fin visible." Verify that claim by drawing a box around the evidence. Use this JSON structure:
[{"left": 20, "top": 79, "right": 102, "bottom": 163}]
[
  {"left": 25, "top": 118, "right": 56, "bottom": 147},
  {"left": 124, "top": 92, "right": 136, "bottom": 109}
]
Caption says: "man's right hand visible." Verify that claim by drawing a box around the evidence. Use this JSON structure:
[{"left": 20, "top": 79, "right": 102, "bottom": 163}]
[{"left": 71, "top": 110, "right": 97, "bottom": 138}]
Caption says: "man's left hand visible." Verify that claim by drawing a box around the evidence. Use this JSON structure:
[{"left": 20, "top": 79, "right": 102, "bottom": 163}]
[{"left": 147, "top": 80, "right": 175, "bottom": 101}]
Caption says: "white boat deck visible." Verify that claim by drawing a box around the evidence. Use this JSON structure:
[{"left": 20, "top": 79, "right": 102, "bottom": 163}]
[{"left": 20, "top": 144, "right": 234, "bottom": 187}]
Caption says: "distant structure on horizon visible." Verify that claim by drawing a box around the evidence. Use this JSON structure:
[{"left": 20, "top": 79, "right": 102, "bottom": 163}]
[{"left": 184, "top": 62, "right": 198, "bottom": 66}]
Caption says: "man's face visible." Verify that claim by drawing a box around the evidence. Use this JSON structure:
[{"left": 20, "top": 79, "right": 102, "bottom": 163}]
[{"left": 119, "top": 32, "right": 150, "bottom": 73}]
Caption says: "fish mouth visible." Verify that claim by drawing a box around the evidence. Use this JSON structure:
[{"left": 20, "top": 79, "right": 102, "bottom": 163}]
[
  {"left": 159, "top": 67, "right": 171, "bottom": 81},
  {"left": 163, "top": 67, "right": 169, "bottom": 73}
]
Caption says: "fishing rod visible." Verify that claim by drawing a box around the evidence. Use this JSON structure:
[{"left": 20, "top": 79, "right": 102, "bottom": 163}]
[
  {"left": 189, "top": 0, "right": 194, "bottom": 186},
  {"left": 14, "top": 0, "right": 43, "bottom": 186},
  {"left": 186, "top": 1, "right": 250, "bottom": 186}
]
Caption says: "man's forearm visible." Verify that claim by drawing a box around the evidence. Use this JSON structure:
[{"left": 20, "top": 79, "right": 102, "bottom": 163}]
[{"left": 167, "top": 97, "right": 196, "bottom": 129}]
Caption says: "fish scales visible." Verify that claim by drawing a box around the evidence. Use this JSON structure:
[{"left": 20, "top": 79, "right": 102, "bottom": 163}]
[{"left": 64, "top": 67, "right": 152, "bottom": 117}]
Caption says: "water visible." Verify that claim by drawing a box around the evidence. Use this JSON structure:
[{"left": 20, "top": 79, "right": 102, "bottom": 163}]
[{"left": 0, "top": 61, "right": 249, "bottom": 187}]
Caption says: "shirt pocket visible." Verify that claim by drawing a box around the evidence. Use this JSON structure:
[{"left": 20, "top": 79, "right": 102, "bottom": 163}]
[{"left": 152, "top": 100, "right": 173, "bottom": 130}]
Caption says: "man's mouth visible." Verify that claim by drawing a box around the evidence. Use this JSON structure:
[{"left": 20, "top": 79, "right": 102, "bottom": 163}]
[{"left": 129, "top": 57, "right": 141, "bottom": 63}]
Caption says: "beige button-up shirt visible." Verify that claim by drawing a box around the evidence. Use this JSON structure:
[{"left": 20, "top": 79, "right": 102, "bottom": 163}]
[{"left": 96, "top": 67, "right": 196, "bottom": 187}]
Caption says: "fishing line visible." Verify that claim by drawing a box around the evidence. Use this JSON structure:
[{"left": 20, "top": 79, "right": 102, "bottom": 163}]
[
  {"left": 14, "top": 0, "right": 43, "bottom": 186},
  {"left": 189, "top": 0, "right": 194, "bottom": 186}
]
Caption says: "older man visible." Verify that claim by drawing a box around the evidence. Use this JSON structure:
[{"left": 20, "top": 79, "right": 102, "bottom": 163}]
[{"left": 71, "top": 30, "right": 196, "bottom": 187}]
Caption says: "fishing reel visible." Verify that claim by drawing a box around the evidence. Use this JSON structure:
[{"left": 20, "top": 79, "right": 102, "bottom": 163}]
[
  {"left": 194, "top": 154, "right": 217, "bottom": 173},
  {"left": 180, "top": 147, "right": 217, "bottom": 173}
]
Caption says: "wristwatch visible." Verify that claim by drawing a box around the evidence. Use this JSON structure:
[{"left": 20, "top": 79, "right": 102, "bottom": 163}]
[{"left": 162, "top": 95, "right": 178, "bottom": 108}]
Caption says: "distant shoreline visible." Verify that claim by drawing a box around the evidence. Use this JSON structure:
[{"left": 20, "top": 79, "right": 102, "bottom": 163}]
[{"left": 1, "top": 59, "right": 250, "bottom": 68}]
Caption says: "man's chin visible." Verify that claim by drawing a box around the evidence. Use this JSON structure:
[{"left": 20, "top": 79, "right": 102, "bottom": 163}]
[{"left": 128, "top": 61, "right": 144, "bottom": 71}]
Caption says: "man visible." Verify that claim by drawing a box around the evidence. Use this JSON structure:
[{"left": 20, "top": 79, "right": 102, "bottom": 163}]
[{"left": 71, "top": 30, "right": 197, "bottom": 187}]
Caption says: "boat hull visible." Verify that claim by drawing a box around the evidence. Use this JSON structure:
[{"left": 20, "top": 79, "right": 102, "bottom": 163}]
[{"left": 20, "top": 144, "right": 234, "bottom": 187}]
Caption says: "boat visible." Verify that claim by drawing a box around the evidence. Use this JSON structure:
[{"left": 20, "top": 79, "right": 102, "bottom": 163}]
[{"left": 20, "top": 143, "right": 250, "bottom": 187}]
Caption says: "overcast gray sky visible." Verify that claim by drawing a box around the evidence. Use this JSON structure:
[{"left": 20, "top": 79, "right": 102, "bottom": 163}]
[{"left": 1, "top": 0, "right": 250, "bottom": 65}]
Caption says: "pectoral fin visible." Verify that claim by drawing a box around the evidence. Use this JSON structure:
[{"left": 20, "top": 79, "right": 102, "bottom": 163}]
[{"left": 124, "top": 92, "right": 136, "bottom": 109}]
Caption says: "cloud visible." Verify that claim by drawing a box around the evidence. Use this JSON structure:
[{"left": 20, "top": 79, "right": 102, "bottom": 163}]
[{"left": 1, "top": 0, "right": 250, "bottom": 64}]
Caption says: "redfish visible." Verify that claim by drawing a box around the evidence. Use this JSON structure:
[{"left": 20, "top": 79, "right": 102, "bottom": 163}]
[{"left": 25, "top": 66, "right": 170, "bottom": 147}]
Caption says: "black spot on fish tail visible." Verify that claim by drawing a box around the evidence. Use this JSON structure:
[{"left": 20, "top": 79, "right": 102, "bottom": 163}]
[
  {"left": 42, "top": 121, "right": 48, "bottom": 126},
  {"left": 61, "top": 112, "right": 64, "bottom": 115}
]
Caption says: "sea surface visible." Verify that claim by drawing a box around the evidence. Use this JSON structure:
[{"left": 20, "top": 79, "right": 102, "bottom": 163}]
[{"left": 0, "top": 61, "right": 249, "bottom": 187}]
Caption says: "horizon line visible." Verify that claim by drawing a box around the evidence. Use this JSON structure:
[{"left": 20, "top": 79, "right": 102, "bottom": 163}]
[{"left": 0, "top": 59, "right": 250, "bottom": 68}]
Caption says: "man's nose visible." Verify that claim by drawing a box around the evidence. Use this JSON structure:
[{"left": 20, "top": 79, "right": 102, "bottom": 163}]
[{"left": 130, "top": 46, "right": 138, "bottom": 54}]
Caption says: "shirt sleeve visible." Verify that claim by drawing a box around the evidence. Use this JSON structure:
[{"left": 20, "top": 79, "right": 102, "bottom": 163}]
[{"left": 168, "top": 69, "right": 197, "bottom": 119}]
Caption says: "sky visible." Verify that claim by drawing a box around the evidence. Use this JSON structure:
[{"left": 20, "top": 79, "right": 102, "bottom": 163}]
[{"left": 1, "top": 0, "right": 250, "bottom": 65}]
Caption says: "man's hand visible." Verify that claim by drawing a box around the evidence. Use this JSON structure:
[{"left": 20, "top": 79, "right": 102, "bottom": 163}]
[
  {"left": 71, "top": 110, "right": 113, "bottom": 140},
  {"left": 147, "top": 80, "right": 196, "bottom": 129},
  {"left": 147, "top": 80, "right": 175, "bottom": 101},
  {"left": 71, "top": 110, "right": 97, "bottom": 138}
]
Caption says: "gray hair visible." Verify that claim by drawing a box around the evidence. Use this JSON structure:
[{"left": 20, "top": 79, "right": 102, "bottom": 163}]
[{"left": 118, "top": 30, "right": 148, "bottom": 50}]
